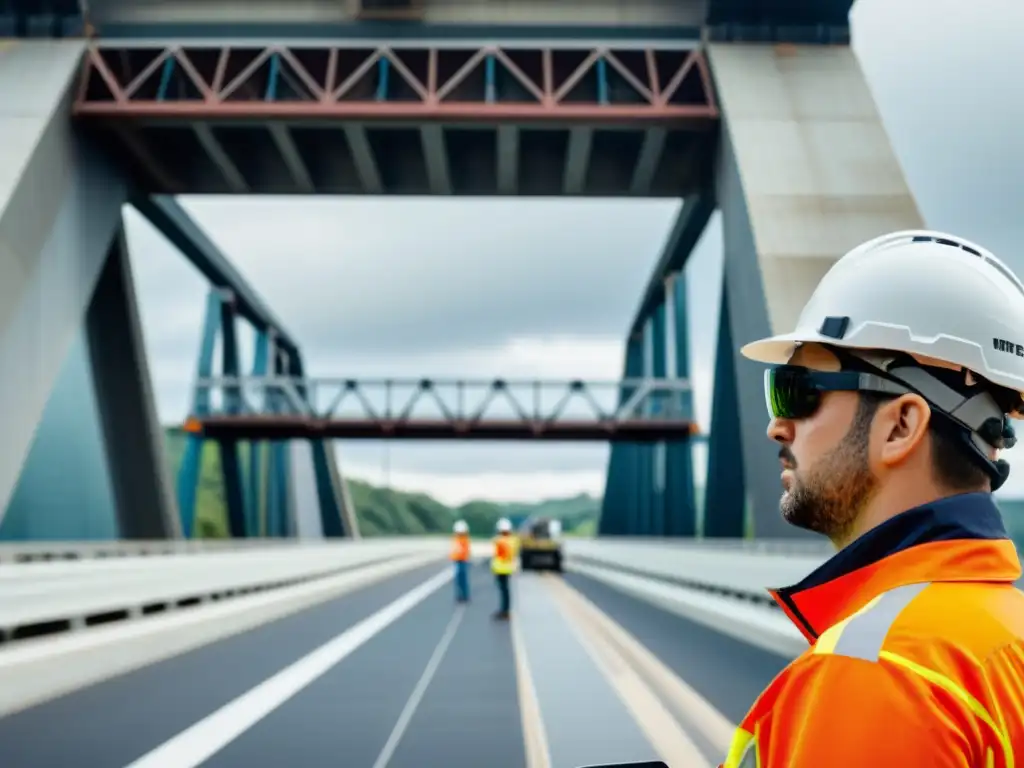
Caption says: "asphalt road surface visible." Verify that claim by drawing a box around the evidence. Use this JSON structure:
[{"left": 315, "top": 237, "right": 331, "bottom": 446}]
[{"left": 0, "top": 561, "right": 793, "bottom": 768}]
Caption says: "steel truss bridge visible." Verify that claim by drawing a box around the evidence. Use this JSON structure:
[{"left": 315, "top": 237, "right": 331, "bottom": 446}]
[
  {"left": 185, "top": 376, "right": 700, "bottom": 441},
  {"left": 0, "top": 0, "right": 923, "bottom": 546}
]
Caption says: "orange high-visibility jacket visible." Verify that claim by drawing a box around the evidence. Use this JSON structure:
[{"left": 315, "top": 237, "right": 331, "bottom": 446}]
[
  {"left": 450, "top": 535, "right": 470, "bottom": 562},
  {"left": 723, "top": 492, "right": 1024, "bottom": 768}
]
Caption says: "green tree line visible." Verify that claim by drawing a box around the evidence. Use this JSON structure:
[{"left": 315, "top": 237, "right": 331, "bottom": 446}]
[{"left": 164, "top": 430, "right": 600, "bottom": 539}]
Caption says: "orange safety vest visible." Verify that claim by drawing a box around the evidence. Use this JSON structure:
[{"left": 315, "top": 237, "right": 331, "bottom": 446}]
[
  {"left": 492, "top": 535, "right": 515, "bottom": 575},
  {"left": 450, "top": 535, "right": 470, "bottom": 562},
  {"left": 722, "top": 492, "right": 1024, "bottom": 768}
]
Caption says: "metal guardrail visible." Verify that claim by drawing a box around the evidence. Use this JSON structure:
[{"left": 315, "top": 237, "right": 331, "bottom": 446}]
[
  {"left": 0, "top": 539, "right": 447, "bottom": 646},
  {"left": 0, "top": 535, "right": 831, "bottom": 564},
  {"left": 0, "top": 539, "right": 316, "bottom": 564},
  {"left": 0, "top": 537, "right": 830, "bottom": 647},
  {"left": 563, "top": 538, "right": 831, "bottom": 606}
]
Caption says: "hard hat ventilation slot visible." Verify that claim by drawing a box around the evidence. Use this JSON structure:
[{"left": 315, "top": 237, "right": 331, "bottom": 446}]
[
  {"left": 911, "top": 234, "right": 981, "bottom": 257},
  {"left": 909, "top": 234, "right": 1024, "bottom": 296}
]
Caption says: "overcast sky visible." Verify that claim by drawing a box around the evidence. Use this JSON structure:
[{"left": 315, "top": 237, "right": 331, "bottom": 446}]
[{"left": 125, "top": 0, "right": 1024, "bottom": 505}]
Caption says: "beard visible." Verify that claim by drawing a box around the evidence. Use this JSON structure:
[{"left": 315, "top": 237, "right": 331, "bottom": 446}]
[{"left": 779, "top": 399, "right": 879, "bottom": 543}]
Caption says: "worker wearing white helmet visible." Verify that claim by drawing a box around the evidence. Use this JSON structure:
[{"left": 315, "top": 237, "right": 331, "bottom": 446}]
[
  {"left": 723, "top": 231, "right": 1024, "bottom": 767},
  {"left": 450, "top": 520, "right": 471, "bottom": 603},
  {"left": 491, "top": 517, "right": 515, "bottom": 619}
]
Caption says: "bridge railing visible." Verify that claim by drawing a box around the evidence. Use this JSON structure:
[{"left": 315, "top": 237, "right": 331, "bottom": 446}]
[
  {"left": 183, "top": 376, "right": 701, "bottom": 440},
  {"left": 0, "top": 538, "right": 448, "bottom": 645},
  {"left": 563, "top": 537, "right": 830, "bottom": 605}
]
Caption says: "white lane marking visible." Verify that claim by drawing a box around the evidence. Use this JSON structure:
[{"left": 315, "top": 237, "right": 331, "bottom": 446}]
[
  {"left": 124, "top": 569, "right": 452, "bottom": 768},
  {"left": 370, "top": 604, "right": 466, "bottom": 768}
]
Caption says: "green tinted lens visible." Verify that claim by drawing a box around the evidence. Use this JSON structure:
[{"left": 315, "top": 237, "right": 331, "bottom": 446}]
[{"left": 764, "top": 366, "right": 822, "bottom": 419}]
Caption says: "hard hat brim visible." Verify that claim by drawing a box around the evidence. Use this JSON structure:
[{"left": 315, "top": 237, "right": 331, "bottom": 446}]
[{"left": 740, "top": 333, "right": 818, "bottom": 365}]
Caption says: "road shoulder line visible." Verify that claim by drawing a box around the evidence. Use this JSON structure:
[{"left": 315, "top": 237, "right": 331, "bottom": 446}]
[
  {"left": 510, "top": 581, "right": 552, "bottom": 768},
  {"left": 547, "top": 574, "right": 736, "bottom": 762}
]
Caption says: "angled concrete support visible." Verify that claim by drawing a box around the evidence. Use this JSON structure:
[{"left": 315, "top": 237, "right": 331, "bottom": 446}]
[
  {"left": 707, "top": 43, "right": 924, "bottom": 538},
  {"left": 86, "top": 232, "right": 180, "bottom": 538},
  {"left": 319, "top": 441, "right": 360, "bottom": 538},
  {"left": 703, "top": 279, "right": 746, "bottom": 538},
  {"left": 0, "top": 41, "right": 176, "bottom": 539}
]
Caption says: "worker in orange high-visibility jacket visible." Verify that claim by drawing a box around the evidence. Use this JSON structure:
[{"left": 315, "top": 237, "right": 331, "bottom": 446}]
[
  {"left": 722, "top": 231, "right": 1024, "bottom": 767},
  {"left": 450, "top": 520, "right": 471, "bottom": 603},
  {"left": 491, "top": 517, "right": 516, "bottom": 620}
]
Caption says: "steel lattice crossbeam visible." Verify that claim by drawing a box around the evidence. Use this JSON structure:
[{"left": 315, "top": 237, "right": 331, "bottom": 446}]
[
  {"left": 72, "top": 42, "right": 719, "bottom": 196},
  {"left": 184, "top": 376, "right": 700, "bottom": 441}
]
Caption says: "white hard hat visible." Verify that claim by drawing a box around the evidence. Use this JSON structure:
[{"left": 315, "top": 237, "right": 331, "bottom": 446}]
[
  {"left": 453, "top": 520, "right": 468, "bottom": 534},
  {"left": 496, "top": 518, "right": 512, "bottom": 533},
  {"left": 741, "top": 230, "right": 1024, "bottom": 402}
]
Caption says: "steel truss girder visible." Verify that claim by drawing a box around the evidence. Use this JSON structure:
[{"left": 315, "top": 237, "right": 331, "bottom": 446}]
[
  {"left": 72, "top": 42, "right": 719, "bottom": 197},
  {"left": 183, "top": 376, "right": 700, "bottom": 442},
  {"left": 75, "top": 42, "right": 718, "bottom": 122}
]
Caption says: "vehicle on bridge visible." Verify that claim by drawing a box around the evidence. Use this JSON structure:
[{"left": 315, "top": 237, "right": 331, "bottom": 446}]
[{"left": 517, "top": 517, "right": 563, "bottom": 572}]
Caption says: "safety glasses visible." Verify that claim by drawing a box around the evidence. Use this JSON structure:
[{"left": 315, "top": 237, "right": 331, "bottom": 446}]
[{"left": 764, "top": 365, "right": 910, "bottom": 420}]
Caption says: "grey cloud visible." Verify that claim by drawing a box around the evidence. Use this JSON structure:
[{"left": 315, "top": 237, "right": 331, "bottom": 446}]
[{"left": 172, "top": 197, "right": 682, "bottom": 358}]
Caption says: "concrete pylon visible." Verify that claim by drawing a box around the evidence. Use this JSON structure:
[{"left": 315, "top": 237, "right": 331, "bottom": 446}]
[
  {"left": 0, "top": 42, "right": 179, "bottom": 539},
  {"left": 705, "top": 43, "right": 925, "bottom": 539}
]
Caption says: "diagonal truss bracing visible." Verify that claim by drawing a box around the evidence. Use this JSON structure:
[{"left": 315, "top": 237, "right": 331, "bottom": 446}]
[
  {"left": 72, "top": 42, "right": 719, "bottom": 197},
  {"left": 184, "top": 377, "right": 700, "bottom": 441},
  {"left": 75, "top": 42, "right": 717, "bottom": 120}
]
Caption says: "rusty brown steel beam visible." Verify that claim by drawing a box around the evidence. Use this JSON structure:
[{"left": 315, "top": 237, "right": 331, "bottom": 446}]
[
  {"left": 72, "top": 43, "right": 719, "bottom": 124},
  {"left": 186, "top": 416, "right": 699, "bottom": 442}
]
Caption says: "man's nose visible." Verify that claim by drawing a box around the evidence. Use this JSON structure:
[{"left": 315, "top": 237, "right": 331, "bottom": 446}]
[{"left": 767, "top": 417, "right": 794, "bottom": 445}]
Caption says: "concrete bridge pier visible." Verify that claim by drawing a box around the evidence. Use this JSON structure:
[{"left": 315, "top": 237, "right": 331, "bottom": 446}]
[
  {"left": 704, "top": 42, "right": 924, "bottom": 539},
  {"left": 0, "top": 41, "right": 178, "bottom": 540}
]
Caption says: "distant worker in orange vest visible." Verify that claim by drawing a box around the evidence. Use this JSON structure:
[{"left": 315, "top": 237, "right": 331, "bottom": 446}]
[
  {"left": 491, "top": 517, "right": 516, "bottom": 620},
  {"left": 450, "top": 520, "right": 471, "bottom": 603},
  {"left": 721, "top": 231, "right": 1024, "bottom": 767}
]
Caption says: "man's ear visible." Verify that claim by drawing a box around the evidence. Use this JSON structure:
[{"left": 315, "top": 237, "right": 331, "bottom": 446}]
[{"left": 875, "top": 394, "right": 931, "bottom": 468}]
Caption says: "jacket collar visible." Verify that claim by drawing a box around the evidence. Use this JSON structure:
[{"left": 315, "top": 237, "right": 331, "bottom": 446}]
[{"left": 768, "top": 493, "right": 1022, "bottom": 644}]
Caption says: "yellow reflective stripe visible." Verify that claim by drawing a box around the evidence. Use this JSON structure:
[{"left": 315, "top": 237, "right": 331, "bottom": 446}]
[
  {"left": 1010, "top": 644, "right": 1024, "bottom": 667},
  {"left": 879, "top": 650, "right": 1014, "bottom": 768},
  {"left": 722, "top": 727, "right": 754, "bottom": 768}
]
